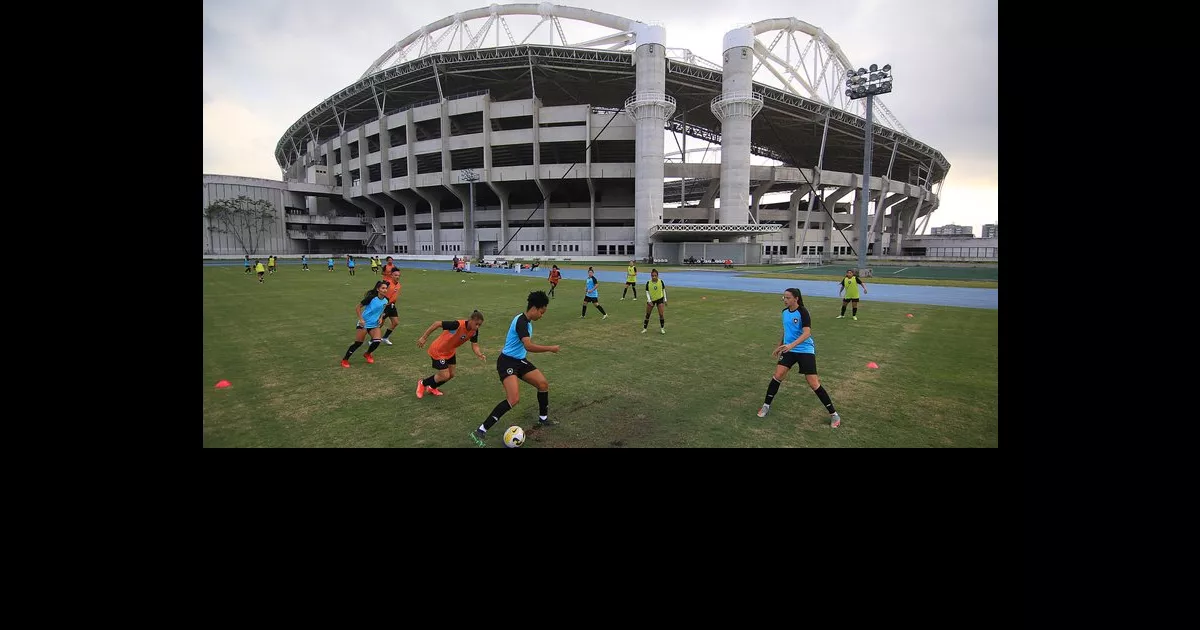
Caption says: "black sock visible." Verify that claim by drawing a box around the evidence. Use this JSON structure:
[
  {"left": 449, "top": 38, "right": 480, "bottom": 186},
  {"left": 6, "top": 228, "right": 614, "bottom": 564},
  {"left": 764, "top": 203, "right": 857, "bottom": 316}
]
[
  {"left": 852, "top": 307, "right": 858, "bottom": 316},
  {"left": 367, "top": 340, "right": 380, "bottom": 354},
  {"left": 537, "top": 390, "right": 548, "bottom": 416},
  {"left": 643, "top": 316, "right": 650, "bottom": 329},
  {"left": 481, "top": 400, "right": 512, "bottom": 432},
  {"left": 343, "top": 341, "right": 363, "bottom": 360},
  {"left": 582, "top": 305, "right": 587, "bottom": 317},
  {"left": 840, "top": 305, "right": 846, "bottom": 315},
  {"left": 813, "top": 385, "right": 836, "bottom": 414},
  {"left": 422, "top": 375, "right": 439, "bottom": 389},
  {"left": 659, "top": 317, "right": 664, "bottom": 329},
  {"left": 383, "top": 328, "right": 394, "bottom": 338},
  {"left": 622, "top": 288, "right": 628, "bottom": 298},
  {"left": 764, "top": 377, "right": 781, "bottom": 405},
  {"left": 597, "top": 305, "right": 607, "bottom": 315}
]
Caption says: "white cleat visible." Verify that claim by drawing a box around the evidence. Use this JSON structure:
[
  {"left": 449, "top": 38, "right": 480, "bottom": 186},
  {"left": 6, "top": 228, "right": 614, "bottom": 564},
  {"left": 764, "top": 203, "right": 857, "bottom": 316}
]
[
  {"left": 641, "top": 328, "right": 647, "bottom": 334},
  {"left": 382, "top": 338, "right": 393, "bottom": 345}
]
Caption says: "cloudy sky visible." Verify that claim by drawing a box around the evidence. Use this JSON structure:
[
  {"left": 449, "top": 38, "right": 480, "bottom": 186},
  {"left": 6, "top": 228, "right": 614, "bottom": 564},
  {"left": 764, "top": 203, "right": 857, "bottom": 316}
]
[{"left": 203, "top": 0, "right": 997, "bottom": 235}]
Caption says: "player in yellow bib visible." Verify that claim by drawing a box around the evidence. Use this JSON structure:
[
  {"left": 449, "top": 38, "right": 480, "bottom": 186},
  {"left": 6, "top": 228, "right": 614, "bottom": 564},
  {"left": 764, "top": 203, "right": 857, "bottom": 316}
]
[
  {"left": 837, "top": 269, "right": 868, "bottom": 320},
  {"left": 621, "top": 260, "right": 638, "bottom": 300},
  {"left": 641, "top": 269, "right": 668, "bottom": 334}
]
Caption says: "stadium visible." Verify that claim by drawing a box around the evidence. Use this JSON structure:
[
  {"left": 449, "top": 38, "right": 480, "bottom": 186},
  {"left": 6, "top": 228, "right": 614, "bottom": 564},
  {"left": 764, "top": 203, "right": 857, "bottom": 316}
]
[{"left": 202, "top": 2, "right": 956, "bottom": 266}]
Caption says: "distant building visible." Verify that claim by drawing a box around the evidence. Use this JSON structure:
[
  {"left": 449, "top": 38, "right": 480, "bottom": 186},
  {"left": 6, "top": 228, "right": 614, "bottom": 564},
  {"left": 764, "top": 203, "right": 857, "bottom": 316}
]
[
  {"left": 930, "top": 224, "right": 974, "bottom": 236},
  {"left": 982, "top": 223, "right": 998, "bottom": 239}
]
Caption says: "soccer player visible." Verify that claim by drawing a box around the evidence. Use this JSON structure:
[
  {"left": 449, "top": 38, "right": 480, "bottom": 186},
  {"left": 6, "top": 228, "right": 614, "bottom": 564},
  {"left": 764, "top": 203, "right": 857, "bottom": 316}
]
[
  {"left": 758, "top": 287, "right": 841, "bottom": 428},
  {"left": 837, "top": 269, "right": 868, "bottom": 320},
  {"left": 641, "top": 268, "right": 668, "bottom": 334},
  {"left": 378, "top": 268, "right": 402, "bottom": 345},
  {"left": 254, "top": 259, "right": 266, "bottom": 283},
  {"left": 621, "top": 260, "right": 638, "bottom": 300},
  {"left": 327, "top": 257, "right": 335, "bottom": 272},
  {"left": 301, "top": 254, "right": 309, "bottom": 271},
  {"left": 415, "top": 310, "right": 486, "bottom": 398},
  {"left": 370, "top": 256, "right": 379, "bottom": 275},
  {"left": 347, "top": 255, "right": 356, "bottom": 276},
  {"left": 243, "top": 255, "right": 251, "bottom": 274},
  {"left": 340, "top": 280, "right": 389, "bottom": 368},
  {"left": 381, "top": 256, "right": 397, "bottom": 279},
  {"left": 547, "top": 264, "right": 561, "bottom": 298},
  {"left": 267, "top": 255, "right": 276, "bottom": 274},
  {"left": 470, "top": 291, "right": 560, "bottom": 446},
  {"left": 581, "top": 267, "right": 608, "bottom": 319}
]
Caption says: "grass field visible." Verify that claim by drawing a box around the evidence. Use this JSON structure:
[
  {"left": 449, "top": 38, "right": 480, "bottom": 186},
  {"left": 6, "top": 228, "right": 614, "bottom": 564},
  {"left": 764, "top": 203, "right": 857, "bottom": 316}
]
[{"left": 203, "top": 265, "right": 998, "bottom": 447}]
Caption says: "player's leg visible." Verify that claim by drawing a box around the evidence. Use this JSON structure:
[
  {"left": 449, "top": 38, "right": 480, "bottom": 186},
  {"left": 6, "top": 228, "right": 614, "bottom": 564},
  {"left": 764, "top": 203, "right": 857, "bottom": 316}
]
[
  {"left": 851, "top": 298, "right": 859, "bottom": 320},
  {"left": 473, "top": 373, "right": 522, "bottom": 445},
  {"left": 521, "top": 368, "right": 553, "bottom": 425},
  {"left": 801, "top": 355, "right": 839, "bottom": 427},
  {"left": 759, "top": 362, "right": 791, "bottom": 417},
  {"left": 657, "top": 301, "right": 666, "bottom": 333},
  {"left": 643, "top": 301, "right": 652, "bottom": 331},
  {"left": 382, "top": 313, "right": 398, "bottom": 343},
  {"left": 838, "top": 298, "right": 848, "bottom": 318},
  {"left": 342, "top": 327, "right": 367, "bottom": 366},
  {"left": 595, "top": 300, "right": 607, "bottom": 319}
]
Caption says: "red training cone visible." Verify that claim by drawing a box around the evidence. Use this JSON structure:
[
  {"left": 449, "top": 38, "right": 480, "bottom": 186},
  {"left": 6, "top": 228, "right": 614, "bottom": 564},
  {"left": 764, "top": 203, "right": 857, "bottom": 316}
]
[
  {"left": 906, "top": 313, "right": 914, "bottom": 318},
  {"left": 866, "top": 362, "right": 879, "bottom": 369},
  {"left": 215, "top": 380, "right": 232, "bottom": 388}
]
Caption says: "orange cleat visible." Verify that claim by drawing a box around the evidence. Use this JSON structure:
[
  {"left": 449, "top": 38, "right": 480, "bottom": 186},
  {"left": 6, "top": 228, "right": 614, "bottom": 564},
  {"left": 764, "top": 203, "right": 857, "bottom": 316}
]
[
  {"left": 426, "top": 387, "right": 444, "bottom": 396},
  {"left": 340, "top": 359, "right": 350, "bottom": 368},
  {"left": 364, "top": 353, "right": 375, "bottom": 364},
  {"left": 416, "top": 380, "right": 425, "bottom": 399}
]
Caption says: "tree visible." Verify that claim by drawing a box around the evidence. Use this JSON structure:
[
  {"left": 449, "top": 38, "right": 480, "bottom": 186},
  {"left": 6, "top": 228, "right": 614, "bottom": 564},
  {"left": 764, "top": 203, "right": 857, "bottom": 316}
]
[{"left": 203, "top": 196, "right": 278, "bottom": 256}]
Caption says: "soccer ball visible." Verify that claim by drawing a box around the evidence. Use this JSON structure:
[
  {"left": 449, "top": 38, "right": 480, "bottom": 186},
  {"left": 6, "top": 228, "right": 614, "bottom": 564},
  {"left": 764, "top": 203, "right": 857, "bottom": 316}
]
[{"left": 503, "top": 425, "right": 525, "bottom": 448}]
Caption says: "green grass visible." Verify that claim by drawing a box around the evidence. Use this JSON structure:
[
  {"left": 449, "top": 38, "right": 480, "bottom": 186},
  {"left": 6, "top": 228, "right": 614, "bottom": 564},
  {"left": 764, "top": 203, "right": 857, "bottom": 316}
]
[{"left": 203, "top": 266, "right": 998, "bottom": 447}]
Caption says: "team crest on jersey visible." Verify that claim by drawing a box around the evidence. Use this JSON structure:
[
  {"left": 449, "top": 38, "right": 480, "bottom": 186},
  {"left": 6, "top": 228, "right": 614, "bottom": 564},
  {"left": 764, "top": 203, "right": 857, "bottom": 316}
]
[
  {"left": 460, "top": 335, "right": 466, "bottom": 340},
  {"left": 793, "top": 318, "right": 800, "bottom": 325}
]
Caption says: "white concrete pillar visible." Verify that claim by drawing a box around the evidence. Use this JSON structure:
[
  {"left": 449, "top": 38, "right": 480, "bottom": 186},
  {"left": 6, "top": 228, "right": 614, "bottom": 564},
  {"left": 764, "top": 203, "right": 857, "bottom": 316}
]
[
  {"left": 624, "top": 24, "right": 675, "bottom": 262},
  {"left": 712, "top": 27, "right": 763, "bottom": 228}
]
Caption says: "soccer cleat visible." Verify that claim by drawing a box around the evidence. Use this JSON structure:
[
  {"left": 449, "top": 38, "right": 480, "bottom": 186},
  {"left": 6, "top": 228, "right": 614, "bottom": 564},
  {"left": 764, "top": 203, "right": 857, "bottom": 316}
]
[
  {"left": 602, "top": 314, "right": 608, "bottom": 320},
  {"left": 340, "top": 359, "right": 350, "bottom": 368},
  {"left": 427, "top": 387, "right": 443, "bottom": 397},
  {"left": 852, "top": 316, "right": 858, "bottom": 321},
  {"left": 382, "top": 337, "right": 393, "bottom": 345},
  {"left": 620, "top": 297, "right": 625, "bottom": 301},
  {"left": 757, "top": 404, "right": 770, "bottom": 418},
  {"left": 641, "top": 328, "right": 647, "bottom": 333},
  {"left": 537, "top": 416, "right": 558, "bottom": 426},
  {"left": 660, "top": 328, "right": 666, "bottom": 334},
  {"left": 836, "top": 315, "right": 844, "bottom": 319},
  {"left": 469, "top": 430, "right": 487, "bottom": 447},
  {"left": 364, "top": 353, "right": 375, "bottom": 364},
  {"left": 416, "top": 380, "right": 425, "bottom": 399},
  {"left": 830, "top": 413, "right": 842, "bottom": 428}
]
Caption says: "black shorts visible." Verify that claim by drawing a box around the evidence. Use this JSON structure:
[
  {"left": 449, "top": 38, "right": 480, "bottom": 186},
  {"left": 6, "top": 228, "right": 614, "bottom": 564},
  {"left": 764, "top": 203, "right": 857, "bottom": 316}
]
[
  {"left": 647, "top": 298, "right": 665, "bottom": 306},
  {"left": 496, "top": 353, "right": 537, "bottom": 382},
  {"left": 626, "top": 281, "right": 637, "bottom": 286},
  {"left": 584, "top": 296, "right": 599, "bottom": 303},
  {"left": 842, "top": 297, "right": 861, "bottom": 303},
  {"left": 777, "top": 351, "right": 818, "bottom": 374},
  {"left": 383, "top": 303, "right": 398, "bottom": 318},
  {"left": 431, "top": 355, "right": 457, "bottom": 369}
]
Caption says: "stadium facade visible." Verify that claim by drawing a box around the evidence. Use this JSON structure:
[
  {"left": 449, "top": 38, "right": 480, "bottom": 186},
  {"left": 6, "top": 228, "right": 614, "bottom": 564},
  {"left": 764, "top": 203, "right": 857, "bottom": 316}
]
[{"left": 203, "top": 3, "right": 968, "bottom": 264}]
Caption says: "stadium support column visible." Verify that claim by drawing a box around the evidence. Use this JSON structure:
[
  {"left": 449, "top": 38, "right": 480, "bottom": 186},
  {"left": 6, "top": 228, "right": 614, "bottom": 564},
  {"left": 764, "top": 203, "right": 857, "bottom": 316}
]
[
  {"left": 624, "top": 24, "right": 674, "bottom": 262},
  {"left": 713, "top": 27, "right": 763, "bottom": 231}
]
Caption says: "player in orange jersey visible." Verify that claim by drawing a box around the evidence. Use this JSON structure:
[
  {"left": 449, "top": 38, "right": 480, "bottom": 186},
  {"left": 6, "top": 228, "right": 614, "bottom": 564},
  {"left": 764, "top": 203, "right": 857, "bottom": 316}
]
[
  {"left": 547, "top": 264, "right": 561, "bottom": 298},
  {"left": 378, "top": 267, "right": 402, "bottom": 345},
  {"left": 414, "top": 310, "right": 486, "bottom": 398}
]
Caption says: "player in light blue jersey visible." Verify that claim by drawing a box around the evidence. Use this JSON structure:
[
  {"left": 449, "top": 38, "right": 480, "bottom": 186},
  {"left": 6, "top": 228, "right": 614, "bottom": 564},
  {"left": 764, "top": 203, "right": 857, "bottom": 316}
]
[
  {"left": 301, "top": 254, "right": 309, "bottom": 271},
  {"left": 340, "top": 280, "right": 389, "bottom": 368},
  {"left": 758, "top": 287, "right": 841, "bottom": 428},
  {"left": 470, "top": 290, "right": 561, "bottom": 446},
  {"left": 580, "top": 267, "right": 608, "bottom": 319},
  {"left": 327, "top": 257, "right": 335, "bottom": 271},
  {"left": 243, "top": 255, "right": 251, "bottom": 274}
]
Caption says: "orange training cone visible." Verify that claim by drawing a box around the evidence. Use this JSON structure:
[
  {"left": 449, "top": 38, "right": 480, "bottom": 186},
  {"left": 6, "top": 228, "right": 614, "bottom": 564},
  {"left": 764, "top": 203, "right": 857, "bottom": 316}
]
[
  {"left": 866, "top": 362, "right": 879, "bottom": 369},
  {"left": 906, "top": 313, "right": 914, "bottom": 318},
  {"left": 215, "top": 380, "right": 232, "bottom": 388}
]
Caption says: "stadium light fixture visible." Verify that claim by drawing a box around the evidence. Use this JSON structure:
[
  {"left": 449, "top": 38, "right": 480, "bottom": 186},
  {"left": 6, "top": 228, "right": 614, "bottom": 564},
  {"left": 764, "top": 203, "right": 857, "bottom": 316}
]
[{"left": 844, "top": 61, "right": 893, "bottom": 274}]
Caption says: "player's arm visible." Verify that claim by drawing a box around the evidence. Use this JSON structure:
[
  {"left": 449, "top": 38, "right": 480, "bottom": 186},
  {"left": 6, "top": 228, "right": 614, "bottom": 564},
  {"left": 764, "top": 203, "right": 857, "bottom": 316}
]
[
  {"left": 785, "top": 327, "right": 811, "bottom": 351},
  {"left": 469, "top": 329, "right": 486, "bottom": 361},
  {"left": 661, "top": 282, "right": 667, "bottom": 303},
  {"left": 518, "top": 322, "right": 560, "bottom": 354},
  {"left": 837, "top": 278, "right": 844, "bottom": 295},
  {"left": 645, "top": 282, "right": 652, "bottom": 303},
  {"left": 857, "top": 276, "right": 867, "bottom": 293},
  {"left": 356, "top": 302, "right": 366, "bottom": 326},
  {"left": 416, "top": 320, "right": 447, "bottom": 347}
]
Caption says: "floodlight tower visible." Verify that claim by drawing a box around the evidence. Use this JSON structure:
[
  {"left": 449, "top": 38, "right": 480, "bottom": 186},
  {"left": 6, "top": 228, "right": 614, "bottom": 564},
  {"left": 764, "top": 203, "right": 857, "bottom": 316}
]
[{"left": 845, "top": 63, "right": 893, "bottom": 275}]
